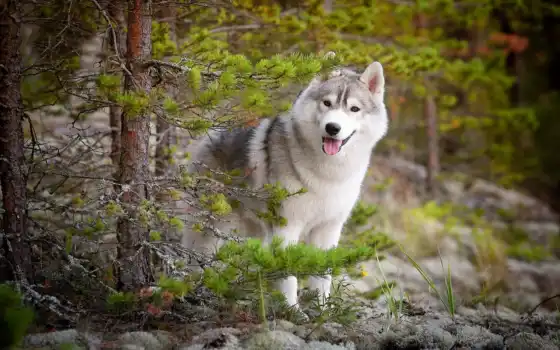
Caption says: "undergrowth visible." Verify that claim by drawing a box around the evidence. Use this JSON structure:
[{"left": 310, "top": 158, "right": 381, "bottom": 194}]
[{"left": 0, "top": 284, "right": 34, "bottom": 349}]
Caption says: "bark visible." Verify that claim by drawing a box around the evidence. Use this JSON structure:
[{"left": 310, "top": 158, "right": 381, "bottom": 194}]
[
  {"left": 107, "top": 1, "right": 127, "bottom": 166},
  {"left": 154, "top": 4, "right": 177, "bottom": 178},
  {"left": 116, "top": 0, "right": 154, "bottom": 291},
  {"left": 0, "top": 0, "right": 33, "bottom": 283}
]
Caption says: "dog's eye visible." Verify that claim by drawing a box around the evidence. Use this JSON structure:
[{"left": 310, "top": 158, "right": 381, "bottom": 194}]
[
  {"left": 323, "top": 100, "right": 332, "bottom": 107},
  {"left": 350, "top": 106, "right": 360, "bottom": 112}
]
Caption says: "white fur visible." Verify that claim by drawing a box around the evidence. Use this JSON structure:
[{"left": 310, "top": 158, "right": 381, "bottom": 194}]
[
  {"left": 319, "top": 109, "right": 359, "bottom": 140},
  {"left": 182, "top": 60, "right": 389, "bottom": 310}
]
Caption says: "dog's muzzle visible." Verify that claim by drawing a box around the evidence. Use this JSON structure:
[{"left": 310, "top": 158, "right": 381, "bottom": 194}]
[{"left": 322, "top": 130, "right": 356, "bottom": 155}]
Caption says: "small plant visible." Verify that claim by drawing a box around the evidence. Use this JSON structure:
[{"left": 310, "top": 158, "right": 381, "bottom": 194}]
[
  {"left": 401, "top": 248, "right": 456, "bottom": 318},
  {"left": 202, "top": 234, "right": 390, "bottom": 323},
  {"left": 374, "top": 253, "right": 405, "bottom": 322},
  {"left": 0, "top": 283, "right": 35, "bottom": 350}
]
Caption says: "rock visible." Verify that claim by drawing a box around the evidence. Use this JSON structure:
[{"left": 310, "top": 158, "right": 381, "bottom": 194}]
[
  {"left": 295, "top": 322, "right": 348, "bottom": 344},
  {"left": 121, "top": 345, "right": 146, "bottom": 350},
  {"left": 445, "top": 324, "right": 504, "bottom": 349},
  {"left": 271, "top": 319, "right": 297, "bottom": 332},
  {"left": 377, "top": 322, "right": 456, "bottom": 350},
  {"left": 243, "top": 330, "right": 305, "bottom": 350},
  {"left": 182, "top": 327, "right": 242, "bottom": 350},
  {"left": 305, "top": 340, "right": 356, "bottom": 350},
  {"left": 118, "top": 331, "right": 163, "bottom": 349},
  {"left": 151, "top": 330, "right": 178, "bottom": 348},
  {"left": 505, "top": 332, "right": 558, "bottom": 350},
  {"left": 22, "top": 329, "right": 100, "bottom": 349},
  {"left": 419, "top": 255, "right": 480, "bottom": 293}
]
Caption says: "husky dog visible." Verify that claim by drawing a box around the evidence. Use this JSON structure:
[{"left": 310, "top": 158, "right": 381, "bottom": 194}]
[{"left": 182, "top": 60, "right": 389, "bottom": 310}]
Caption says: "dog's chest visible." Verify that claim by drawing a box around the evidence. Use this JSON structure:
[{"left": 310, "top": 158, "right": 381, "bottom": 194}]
[{"left": 281, "top": 180, "right": 361, "bottom": 223}]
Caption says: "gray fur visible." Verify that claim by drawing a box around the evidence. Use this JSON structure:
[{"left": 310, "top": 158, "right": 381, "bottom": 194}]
[
  {"left": 200, "top": 127, "right": 255, "bottom": 172},
  {"left": 182, "top": 60, "right": 389, "bottom": 310}
]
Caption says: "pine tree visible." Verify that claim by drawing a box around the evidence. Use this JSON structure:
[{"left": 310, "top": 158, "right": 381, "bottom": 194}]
[
  {"left": 105, "top": 0, "right": 127, "bottom": 167},
  {"left": 0, "top": 0, "right": 33, "bottom": 283},
  {"left": 115, "top": 0, "right": 155, "bottom": 291}
]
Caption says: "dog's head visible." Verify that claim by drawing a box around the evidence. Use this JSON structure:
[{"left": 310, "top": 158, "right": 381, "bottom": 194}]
[{"left": 292, "top": 60, "right": 389, "bottom": 156}]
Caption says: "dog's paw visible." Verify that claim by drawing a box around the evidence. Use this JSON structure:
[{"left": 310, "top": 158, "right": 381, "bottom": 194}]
[
  {"left": 283, "top": 304, "right": 311, "bottom": 324},
  {"left": 291, "top": 308, "right": 311, "bottom": 324}
]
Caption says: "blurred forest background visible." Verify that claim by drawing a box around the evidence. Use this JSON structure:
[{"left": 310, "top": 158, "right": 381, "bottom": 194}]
[{"left": 2, "top": 0, "right": 560, "bottom": 345}]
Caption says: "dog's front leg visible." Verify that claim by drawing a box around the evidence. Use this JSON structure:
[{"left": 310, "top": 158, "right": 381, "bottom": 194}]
[
  {"left": 306, "top": 221, "right": 344, "bottom": 308},
  {"left": 269, "top": 224, "right": 303, "bottom": 309}
]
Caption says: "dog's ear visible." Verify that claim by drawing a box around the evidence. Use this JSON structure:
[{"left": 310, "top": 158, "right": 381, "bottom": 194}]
[{"left": 359, "top": 61, "right": 385, "bottom": 98}]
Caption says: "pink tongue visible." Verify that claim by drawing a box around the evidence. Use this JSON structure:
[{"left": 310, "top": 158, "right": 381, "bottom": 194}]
[{"left": 323, "top": 138, "right": 343, "bottom": 155}]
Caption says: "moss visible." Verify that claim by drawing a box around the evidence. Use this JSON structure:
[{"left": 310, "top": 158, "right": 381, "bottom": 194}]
[{"left": 506, "top": 243, "right": 552, "bottom": 262}]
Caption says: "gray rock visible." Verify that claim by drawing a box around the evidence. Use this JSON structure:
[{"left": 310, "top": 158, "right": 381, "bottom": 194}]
[
  {"left": 271, "top": 319, "right": 297, "bottom": 332},
  {"left": 182, "top": 327, "right": 242, "bottom": 350},
  {"left": 305, "top": 340, "right": 356, "bottom": 350},
  {"left": 151, "top": 330, "right": 177, "bottom": 348},
  {"left": 22, "top": 329, "right": 100, "bottom": 349},
  {"left": 378, "top": 322, "right": 456, "bottom": 350},
  {"left": 243, "top": 330, "right": 305, "bottom": 350},
  {"left": 505, "top": 332, "right": 558, "bottom": 350},
  {"left": 445, "top": 324, "right": 504, "bottom": 350},
  {"left": 296, "top": 322, "right": 348, "bottom": 343},
  {"left": 121, "top": 345, "right": 146, "bottom": 350},
  {"left": 118, "top": 331, "right": 163, "bottom": 349}
]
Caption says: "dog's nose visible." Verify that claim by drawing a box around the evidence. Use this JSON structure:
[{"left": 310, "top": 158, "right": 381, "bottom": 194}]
[{"left": 325, "top": 123, "right": 341, "bottom": 136}]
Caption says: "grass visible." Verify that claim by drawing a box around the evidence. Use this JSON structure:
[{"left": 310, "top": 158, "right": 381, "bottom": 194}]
[
  {"left": 374, "top": 253, "right": 405, "bottom": 321},
  {"left": 400, "top": 246, "right": 457, "bottom": 318}
]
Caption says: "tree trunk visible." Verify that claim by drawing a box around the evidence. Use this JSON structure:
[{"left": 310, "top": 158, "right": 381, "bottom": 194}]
[
  {"left": 116, "top": 0, "right": 154, "bottom": 291},
  {"left": 424, "top": 94, "right": 440, "bottom": 196},
  {"left": 0, "top": 0, "right": 33, "bottom": 283},
  {"left": 107, "top": 1, "right": 127, "bottom": 167},
  {"left": 154, "top": 4, "right": 177, "bottom": 178},
  {"left": 324, "top": 0, "right": 333, "bottom": 13},
  {"left": 416, "top": 12, "right": 440, "bottom": 196}
]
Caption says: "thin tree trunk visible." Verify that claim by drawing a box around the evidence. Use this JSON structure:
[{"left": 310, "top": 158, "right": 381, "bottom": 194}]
[
  {"left": 424, "top": 94, "right": 440, "bottom": 195},
  {"left": 107, "top": 1, "right": 127, "bottom": 166},
  {"left": 0, "top": 0, "right": 33, "bottom": 283},
  {"left": 116, "top": 0, "right": 154, "bottom": 291},
  {"left": 324, "top": 0, "right": 333, "bottom": 13},
  {"left": 154, "top": 4, "right": 177, "bottom": 178},
  {"left": 416, "top": 12, "right": 440, "bottom": 196}
]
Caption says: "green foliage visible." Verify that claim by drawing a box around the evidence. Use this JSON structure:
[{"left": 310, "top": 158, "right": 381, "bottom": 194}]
[
  {"left": 152, "top": 21, "right": 178, "bottom": 59},
  {"left": 0, "top": 284, "right": 34, "bottom": 349},
  {"left": 106, "top": 291, "right": 136, "bottom": 313},
  {"left": 255, "top": 182, "right": 307, "bottom": 227},
  {"left": 347, "top": 201, "right": 379, "bottom": 227},
  {"left": 157, "top": 275, "right": 192, "bottom": 298},
  {"left": 200, "top": 193, "right": 233, "bottom": 216},
  {"left": 506, "top": 243, "right": 552, "bottom": 262},
  {"left": 201, "top": 233, "right": 391, "bottom": 322}
]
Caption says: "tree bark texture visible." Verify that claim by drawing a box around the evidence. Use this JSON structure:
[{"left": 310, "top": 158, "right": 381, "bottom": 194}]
[
  {"left": 0, "top": 0, "right": 33, "bottom": 283},
  {"left": 107, "top": 0, "right": 126, "bottom": 167},
  {"left": 116, "top": 0, "right": 154, "bottom": 291}
]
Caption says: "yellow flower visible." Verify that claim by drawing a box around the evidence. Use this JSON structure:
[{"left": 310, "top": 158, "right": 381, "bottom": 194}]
[{"left": 360, "top": 264, "right": 368, "bottom": 278}]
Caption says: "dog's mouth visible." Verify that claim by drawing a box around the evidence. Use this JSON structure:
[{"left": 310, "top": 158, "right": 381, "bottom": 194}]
[{"left": 322, "top": 130, "right": 356, "bottom": 155}]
